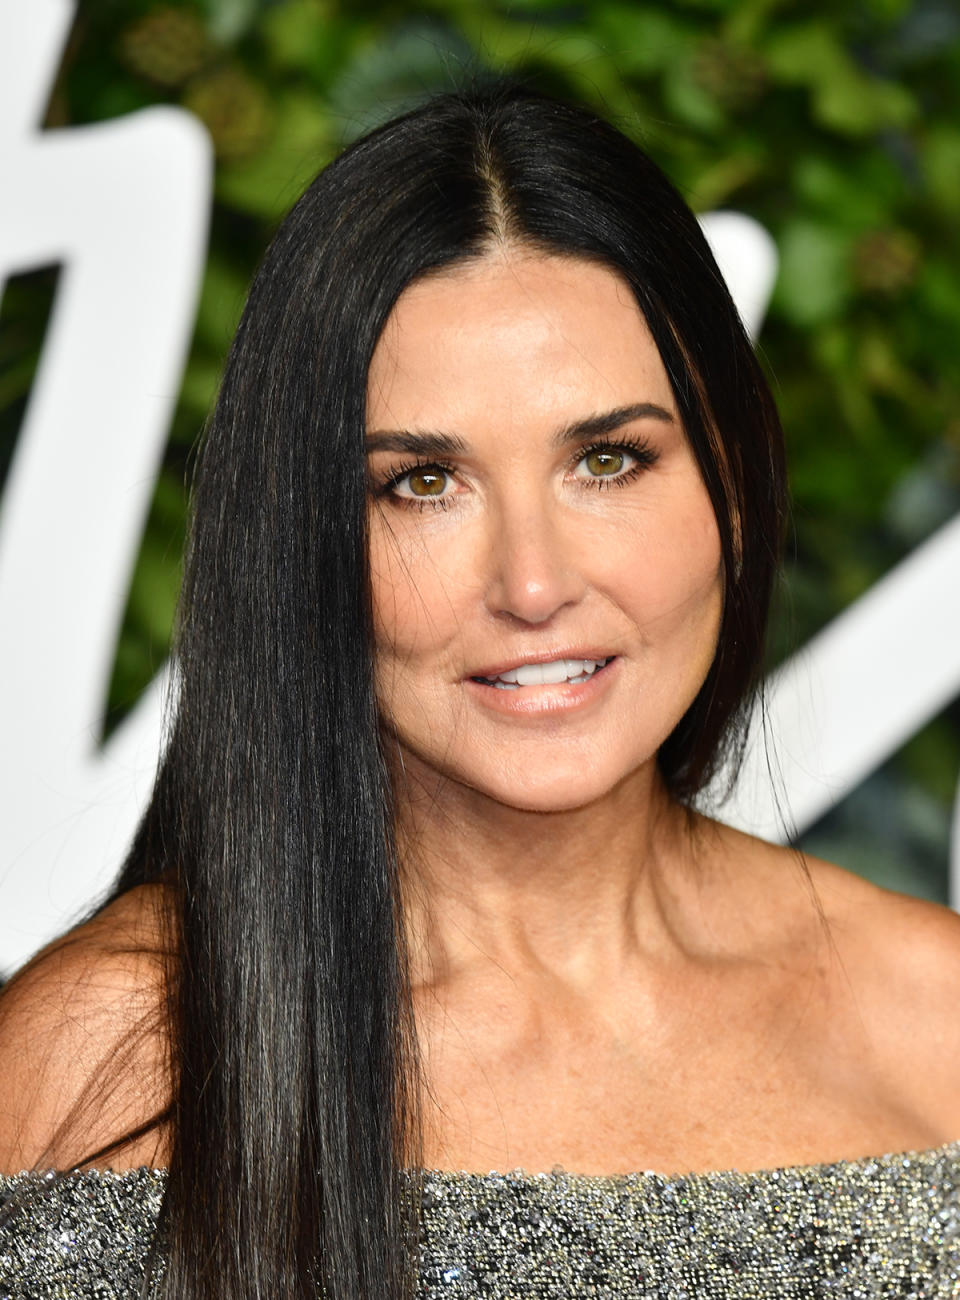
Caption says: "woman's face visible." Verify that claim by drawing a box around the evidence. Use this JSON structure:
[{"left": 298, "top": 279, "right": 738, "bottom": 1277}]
[{"left": 366, "top": 252, "right": 724, "bottom": 812}]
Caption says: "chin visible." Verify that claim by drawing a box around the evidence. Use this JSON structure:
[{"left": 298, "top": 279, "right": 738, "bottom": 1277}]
[
  {"left": 457, "top": 756, "right": 639, "bottom": 815},
  {"left": 387, "top": 724, "right": 662, "bottom": 815}
]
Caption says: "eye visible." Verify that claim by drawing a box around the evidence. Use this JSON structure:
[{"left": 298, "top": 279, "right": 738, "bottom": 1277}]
[
  {"left": 571, "top": 439, "right": 657, "bottom": 485},
  {"left": 387, "top": 465, "right": 450, "bottom": 499},
  {"left": 576, "top": 448, "right": 629, "bottom": 479}
]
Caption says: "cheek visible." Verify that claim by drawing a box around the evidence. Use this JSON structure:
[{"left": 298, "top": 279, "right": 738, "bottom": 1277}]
[
  {"left": 368, "top": 514, "right": 468, "bottom": 664},
  {"left": 592, "top": 493, "right": 724, "bottom": 642}
]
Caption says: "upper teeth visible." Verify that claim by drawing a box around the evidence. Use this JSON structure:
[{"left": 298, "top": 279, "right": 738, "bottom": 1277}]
[{"left": 485, "top": 658, "right": 609, "bottom": 686}]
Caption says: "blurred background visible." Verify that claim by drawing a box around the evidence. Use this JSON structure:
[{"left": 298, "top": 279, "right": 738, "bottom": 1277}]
[{"left": 2, "top": 0, "right": 959, "bottom": 903}]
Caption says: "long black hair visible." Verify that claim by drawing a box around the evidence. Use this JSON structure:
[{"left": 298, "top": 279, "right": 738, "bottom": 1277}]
[{"left": 40, "top": 83, "right": 788, "bottom": 1299}]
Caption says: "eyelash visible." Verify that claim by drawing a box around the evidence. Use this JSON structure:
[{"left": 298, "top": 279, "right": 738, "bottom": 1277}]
[{"left": 373, "top": 438, "right": 659, "bottom": 512}]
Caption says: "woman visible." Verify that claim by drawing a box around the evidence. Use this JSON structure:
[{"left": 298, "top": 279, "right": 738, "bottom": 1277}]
[{"left": 2, "top": 82, "right": 960, "bottom": 1299}]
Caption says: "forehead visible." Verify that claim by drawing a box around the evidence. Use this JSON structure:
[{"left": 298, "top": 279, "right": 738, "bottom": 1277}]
[{"left": 366, "top": 253, "right": 676, "bottom": 431}]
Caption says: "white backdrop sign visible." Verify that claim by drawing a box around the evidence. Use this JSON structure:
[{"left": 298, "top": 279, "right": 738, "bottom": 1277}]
[
  {"left": 0, "top": 0, "right": 211, "bottom": 973},
  {"left": 1, "top": 0, "right": 958, "bottom": 975}
]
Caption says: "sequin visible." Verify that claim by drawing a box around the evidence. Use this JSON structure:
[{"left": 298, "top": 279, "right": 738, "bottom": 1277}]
[{"left": 2, "top": 1142, "right": 960, "bottom": 1297}]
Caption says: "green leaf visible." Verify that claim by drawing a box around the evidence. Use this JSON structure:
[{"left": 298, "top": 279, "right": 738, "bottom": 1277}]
[
  {"left": 125, "top": 489, "right": 185, "bottom": 651},
  {"left": 723, "top": 0, "right": 794, "bottom": 46},
  {"left": 857, "top": 328, "right": 924, "bottom": 403},
  {"left": 901, "top": 722, "right": 960, "bottom": 805},
  {"left": 0, "top": 355, "right": 40, "bottom": 413},
  {"left": 489, "top": 0, "right": 579, "bottom": 10},
  {"left": 684, "top": 149, "right": 764, "bottom": 210},
  {"left": 261, "top": 0, "right": 347, "bottom": 83},
  {"left": 772, "top": 219, "right": 853, "bottom": 326},
  {"left": 591, "top": 5, "right": 693, "bottom": 77},
  {"left": 765, "top": 22, "right": 848, "bottom": 84},
  {"left": 916, "top": 257, "right": 960, "bottom": 335},
  {"left": 661, "top": 53, "right": 726, "bottom": 132},
  {"left": 202, "top": 0, "right": 260, "bottom": 44},
  {"left": 792, "top": 155, "right": 897, "bottom": 230},
  {"left": 861, "top": 0, "right": 912, "bottom": 21},
  {"left": 765, "top": 21, "right": 916, "bottom": 135},
  {"left": 816, "top": 71, "right": 914, "bottom": 136},
  {"left": 922, "top": 126, "right": 960, "bottom": 216},
  {"left": 216, "top": 91, "right": 334, "bottom": 219},
  {"left": 179, "top": 356, "right": 224, "bottom": 419},
  {"left": 325, "top": 17, "right": 478, "bottom": 143},
  {"left": 194, "top": 254, "right": 250, "bottom": 352}
]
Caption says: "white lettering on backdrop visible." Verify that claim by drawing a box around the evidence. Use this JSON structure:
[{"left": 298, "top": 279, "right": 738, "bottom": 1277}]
[
  {"left": 0, "top": 0, "right": 211, "bottom": 973},
  {"left": 1, "top": 1, "right": 958, "bottom": 975}
]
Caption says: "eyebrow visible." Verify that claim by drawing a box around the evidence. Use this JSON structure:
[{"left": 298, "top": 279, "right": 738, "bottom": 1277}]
[{"left": 364, "top": 402, "right": 675, "bottom": 457}]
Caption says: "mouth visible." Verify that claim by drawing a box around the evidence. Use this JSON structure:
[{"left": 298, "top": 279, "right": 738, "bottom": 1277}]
[{"left": 470, "top": 655, "right": 616, "bottom": 690}]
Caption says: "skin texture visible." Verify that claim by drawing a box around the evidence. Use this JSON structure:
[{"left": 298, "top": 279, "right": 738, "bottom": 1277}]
[
  {"left": 4, "top": 252, "right": 960, "bottom": 1178},
  {"left": 363, "top": 251, "right": 960, "bottom": 1176},
  {"left": 367, "top": 252, "right": 723, "bottom": 816}
]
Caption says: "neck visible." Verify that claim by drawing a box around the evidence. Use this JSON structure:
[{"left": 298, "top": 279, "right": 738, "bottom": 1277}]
[{"left": 393, "top": 750, "right": 706, "bottom": 990}]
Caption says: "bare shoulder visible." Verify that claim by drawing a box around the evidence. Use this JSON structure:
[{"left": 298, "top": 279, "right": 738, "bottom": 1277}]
[
  {"left": 797, "top": 849, "right": 960, "bottom": 991},
  {"left": 720, "top": 824, "right": 960, "bottom": 1132},
  {"left": 706, "top": 819, "right": 960, "bottom": 981},
  {"left": 809, "top": 851, "right": 960, "bottom": 1128},
  {"left": 0, "top": 883, "right": 175, "bottom": 1174}
]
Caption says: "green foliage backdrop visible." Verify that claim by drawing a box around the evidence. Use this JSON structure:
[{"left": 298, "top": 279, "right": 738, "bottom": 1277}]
[{"left": 2, "top": 0, "right": 958, "bottom": 897}]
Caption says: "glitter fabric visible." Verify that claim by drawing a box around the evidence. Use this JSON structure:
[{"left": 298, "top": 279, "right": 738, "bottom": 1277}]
[{"left": 2, "top": 1142, "right": 960, "bottom": 1298}]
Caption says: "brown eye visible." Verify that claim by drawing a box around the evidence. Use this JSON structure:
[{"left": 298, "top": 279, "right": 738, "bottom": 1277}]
[
  {"left": 584, "top": 449, "right": 625, "bottom": 477},
  {"left": 394, "top": 467, "right": 450, "bottom": 498},
  {"left": 574, "top": 447, "right": 635, "bottom": 482}
]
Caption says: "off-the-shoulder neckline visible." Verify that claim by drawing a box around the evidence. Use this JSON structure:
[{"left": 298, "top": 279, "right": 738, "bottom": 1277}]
[{"left": 7, "top": 1138, "right": 960, "bottom": 1187}]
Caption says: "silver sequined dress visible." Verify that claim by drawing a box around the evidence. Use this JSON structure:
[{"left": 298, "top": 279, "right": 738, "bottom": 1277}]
[{"left": 3, "top": 1142, "right": 960, "bottom": 1297}]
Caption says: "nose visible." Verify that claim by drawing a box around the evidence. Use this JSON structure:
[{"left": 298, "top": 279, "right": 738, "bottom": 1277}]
[{"left": 484, "top": 493, "right": 587, "bottom": 625}]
